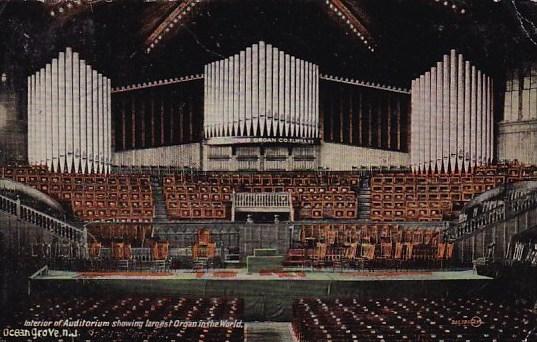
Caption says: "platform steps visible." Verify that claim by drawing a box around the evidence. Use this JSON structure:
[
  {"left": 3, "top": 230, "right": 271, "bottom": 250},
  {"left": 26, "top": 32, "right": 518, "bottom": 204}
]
[
  {"left": 151, "top": 176, "right": 168, "bottom": 223},
  {"left": 357, "top": 182, "right": 371, "bottom": 220}
]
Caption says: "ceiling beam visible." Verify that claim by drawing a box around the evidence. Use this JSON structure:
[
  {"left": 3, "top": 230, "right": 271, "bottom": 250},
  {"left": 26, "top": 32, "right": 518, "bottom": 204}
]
[
  {"left": 324, "top": 0, "right": 375, "bottom": 52},
  {"left": 144, "top": 0, "right": 203, "bottom": 54}
]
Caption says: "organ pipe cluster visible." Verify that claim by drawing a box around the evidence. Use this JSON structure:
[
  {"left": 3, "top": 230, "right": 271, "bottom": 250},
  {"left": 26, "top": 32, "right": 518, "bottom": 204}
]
[
  {"left": 27, "top": 48, "right": 112, "bottom": 174},
  {"left": 410, "top": 50, "right": 494, "bottom": 173},
  {"left": 204, "top": 41, "right": 320, "bottom": 140}
]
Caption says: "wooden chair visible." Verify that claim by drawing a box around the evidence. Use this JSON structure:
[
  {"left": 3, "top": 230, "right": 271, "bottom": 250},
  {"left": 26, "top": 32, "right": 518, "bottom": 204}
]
[
  {"left": 378, "top": 242, "right": 394, "bottom": 268},
  {"left": 312, "top": 242, "right": 328, "bottom": 270},
  {"left": 344, "top": 242, "right": 358, "bottom": 269},
  {"left": 192, "top": 228, "right": 217, "bottom": 262},
  {"left": 89, "top": 242, "right": 102, "bottom": 259},
  {"left": 357, "top": 243, "right": 376, "bottom": 270}
]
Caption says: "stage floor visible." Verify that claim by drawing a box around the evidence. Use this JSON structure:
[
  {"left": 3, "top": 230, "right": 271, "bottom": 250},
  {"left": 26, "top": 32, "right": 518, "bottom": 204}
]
[
  {"left": 30, "top": 268, "right": 492, "bottom": 321},
  {"left": 38, "top": 269, "right": 490, "bottom": 281}
]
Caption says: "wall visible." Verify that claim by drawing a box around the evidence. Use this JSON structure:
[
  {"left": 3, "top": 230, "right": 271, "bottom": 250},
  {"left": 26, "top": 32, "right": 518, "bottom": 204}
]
[
  {"left": 154, "top": 223, "right": 291, "bottom": 258},
  {"left": 112, "top": 143, "right": 202, "bottom": 168},
  {"left": 112, "top": 78, "right": 203, "bottom": 152},
  {"left": 320, "top": 142, "right": 409, "bottom": 170},
  {"left": 0, "top": 65, "right": 26, "bottom": 163},
  {"left": 497, "top": 120, "right": 537, "bottom": 165},
  {"left": 498, "top": 62, "right": 537, "bottom": 165},
  {"left": 320, "top": 78, "right": 409, "bottom": 153}
]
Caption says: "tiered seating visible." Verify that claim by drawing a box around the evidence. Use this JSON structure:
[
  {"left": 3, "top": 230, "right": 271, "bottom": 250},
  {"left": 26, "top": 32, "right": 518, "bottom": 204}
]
[
  {"left": 164, "top": 177, "right": 231, "bottom": 220},
  {"left": 292, "top": 297, "right": 537, "bottom": 341},
  {"left": 370, "top": 163, "right": 537, "bottom": 222},
  {"left": 163, "top": 172, "right": 360, "bottom": 220},
  {"left": 4, "top": 295, "right": 244, "bottom": 342},
  {"left": 285, "top": 223, "right": 451, "bottom": 269},
  {"left": 1, "top": 166, "right": 154, "bottom": 222}
]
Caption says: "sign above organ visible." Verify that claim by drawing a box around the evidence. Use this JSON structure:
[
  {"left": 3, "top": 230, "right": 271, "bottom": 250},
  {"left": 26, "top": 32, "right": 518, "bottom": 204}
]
[
  {"left": 203, "top": 41, "right": 320, "bottom": 141},
  {"left": 206, "top": 136, "right": 319, "bottom": 146}
]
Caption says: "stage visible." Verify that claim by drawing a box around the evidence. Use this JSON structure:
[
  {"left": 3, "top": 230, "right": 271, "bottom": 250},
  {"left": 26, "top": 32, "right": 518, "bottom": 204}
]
[{"left": 30, "top": 269, "right": 492, "bottom": 321}]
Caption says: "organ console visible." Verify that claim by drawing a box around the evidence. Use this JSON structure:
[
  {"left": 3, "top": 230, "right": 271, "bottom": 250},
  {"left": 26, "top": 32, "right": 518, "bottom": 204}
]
[
  {"left": 410, "top": 50, "right": 494, "bottom": 173},
  {"left": 27, "top": 48, "right": 112, "bottom": 174}
]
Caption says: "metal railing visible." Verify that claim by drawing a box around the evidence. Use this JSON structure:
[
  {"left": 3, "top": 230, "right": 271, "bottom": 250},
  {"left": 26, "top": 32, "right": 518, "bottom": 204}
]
[
  {"left": 447, "top": 190, "right": 537, "bottom": 241},
  {"left": 0, "top": 193, "right": 88, "bottom": 256},
  {"left": 233, "top": 192, "right": 291, "bottom": 208}
]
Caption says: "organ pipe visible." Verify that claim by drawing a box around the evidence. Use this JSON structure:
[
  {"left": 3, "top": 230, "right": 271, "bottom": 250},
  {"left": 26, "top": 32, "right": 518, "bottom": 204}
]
[
  {"left": 410, "top": 50, "right": 494, "bottom": 173},
  {"left": 27, "top": 48, "right": 112, "bottom": 174},
  {"left": 203, "top": 41, "right": 319, "bottom": 140}
]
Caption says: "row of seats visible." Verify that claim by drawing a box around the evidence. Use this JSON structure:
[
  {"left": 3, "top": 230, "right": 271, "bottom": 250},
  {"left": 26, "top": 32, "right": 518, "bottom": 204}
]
[
  {"left": 1, "top": 166, "right": 154, "bottom": 222},
  {"left": 284, "top": 224, "right": 451, "bottom": 269},
  {"left": 292, "top": 297, "right": 537, "bottom": 341},
  {"left": 370, "top": 163, "right": 537, "bottom": 222},
  {"left": 167, "top": 171, "right": 360, "bottom": 187},
  {"left": 3, "top": 295, "right": 243, "bottom": 342},
  {"left": 163, "top": 172, "right": 360, "bottom": 221}
]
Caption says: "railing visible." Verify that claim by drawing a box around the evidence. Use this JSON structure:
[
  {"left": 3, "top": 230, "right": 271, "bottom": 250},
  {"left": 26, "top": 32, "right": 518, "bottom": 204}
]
[
  {"left": 93, "top": 247, "right": 157, "bottom": 261},
  {"left": 447, "top": 190, "right": 537, "bottom": 241},
  {"left": 234, "top": 192, "right": 291, "bottom": 208},
  {"left": 0, "top": 193, "right": 88, "bottom": 256}
]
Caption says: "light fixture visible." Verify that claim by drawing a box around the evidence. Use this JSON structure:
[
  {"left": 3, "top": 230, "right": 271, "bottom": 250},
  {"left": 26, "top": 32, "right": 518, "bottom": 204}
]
[{"left": 1, "top": 73, "right": 7, "bottom": 83}]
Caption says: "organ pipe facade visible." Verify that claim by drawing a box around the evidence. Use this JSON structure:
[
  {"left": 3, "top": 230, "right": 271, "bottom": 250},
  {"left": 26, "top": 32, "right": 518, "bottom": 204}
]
[
  {"left": 204, "top": 41, "right": 320, "bottom": 140},
  {"left": 27, "top": 48, "right": 112, "bottom": 174},
  {"left": 410, "top": 50, "right": 494, "bottom": 173}
]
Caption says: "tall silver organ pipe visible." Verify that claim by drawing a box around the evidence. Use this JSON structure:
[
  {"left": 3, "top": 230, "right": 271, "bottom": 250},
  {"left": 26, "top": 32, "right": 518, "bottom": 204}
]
[
  {"left": 204, "top": 41, "right": 320, "bottom": 140},
  {"left": 410, "top": 50, "right": 494, "bottom": 173},
  {"left": 27, "top": 48, "right": 112, "bottom": 174}
]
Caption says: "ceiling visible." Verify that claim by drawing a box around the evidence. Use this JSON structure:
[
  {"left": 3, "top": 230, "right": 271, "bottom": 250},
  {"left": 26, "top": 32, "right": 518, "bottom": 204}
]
[{"left": 1, "top": 0, "right": 536, "bottom": 89}]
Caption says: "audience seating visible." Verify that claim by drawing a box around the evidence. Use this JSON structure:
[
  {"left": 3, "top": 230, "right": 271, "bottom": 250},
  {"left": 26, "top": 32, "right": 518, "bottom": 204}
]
[
  {"left": 287, "top": 223, "right": 451, "bottom": 269},
  {"left": 370, "top": 162, "right": 537, "bottom": 222},
  {"left": 5, "top": 163, "right": 536, "bottom": 224},
  {"left": 292, "top": 297, "right": 537, "bottom": 341},
  {"left": 164, "top": 172, "right": 360, "bottom": 221},
  {"left": 4, "top": 295, "right": 244, "bottom": 342},
  {"left": 1, "top": 166, "right": 154, "bottom": 222}
]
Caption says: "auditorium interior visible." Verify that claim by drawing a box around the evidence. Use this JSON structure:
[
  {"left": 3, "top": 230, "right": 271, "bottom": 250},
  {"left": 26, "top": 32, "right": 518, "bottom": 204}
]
[{"left": 1, "top": 0, "right": 537, "bottom": 341}]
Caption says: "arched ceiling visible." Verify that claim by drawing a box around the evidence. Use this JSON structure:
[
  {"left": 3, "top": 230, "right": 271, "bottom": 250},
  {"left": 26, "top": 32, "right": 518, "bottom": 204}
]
[{"left": 1, "top": 0, "right": 536, "bottom": 88}]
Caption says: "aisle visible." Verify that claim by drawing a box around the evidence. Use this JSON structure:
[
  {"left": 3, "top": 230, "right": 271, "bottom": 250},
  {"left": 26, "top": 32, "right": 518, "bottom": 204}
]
[{"left": 245, "top": 322, "right": 295, "bottom": 342}]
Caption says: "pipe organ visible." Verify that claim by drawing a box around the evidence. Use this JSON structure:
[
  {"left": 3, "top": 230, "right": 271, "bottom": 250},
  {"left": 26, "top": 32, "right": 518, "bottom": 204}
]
[
  {"left": 27, "top": 48, "right": 112, "bottom": 174},
  {"left": 410, "top": 50, "right": 494, "bottom": 173},
  {"left": 204, "top": 41, "right": 320, "bottom": 141}
]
